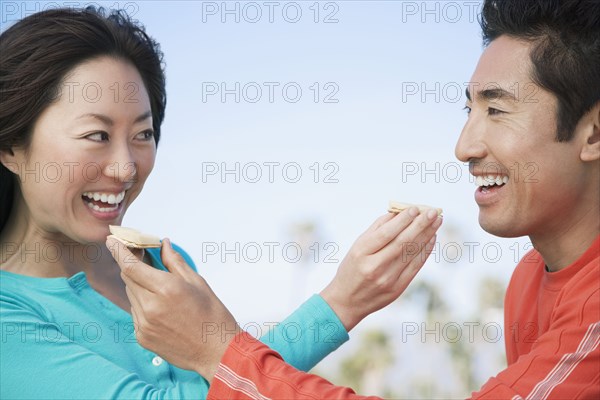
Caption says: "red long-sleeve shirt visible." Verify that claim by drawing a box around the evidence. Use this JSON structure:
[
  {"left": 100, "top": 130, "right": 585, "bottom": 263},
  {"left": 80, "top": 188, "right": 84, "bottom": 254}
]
[{"left": 208, "top": 235, "right": 600, "bottom": 399}]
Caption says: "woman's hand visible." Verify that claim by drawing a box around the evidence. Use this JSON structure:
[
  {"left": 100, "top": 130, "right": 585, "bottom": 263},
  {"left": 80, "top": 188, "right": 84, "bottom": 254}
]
[
  {"left": 106, "top": 237, "right": 239, "bottom": 383},
  {"left": 320, "top": 208, "right": 442, "bottom": 331}
]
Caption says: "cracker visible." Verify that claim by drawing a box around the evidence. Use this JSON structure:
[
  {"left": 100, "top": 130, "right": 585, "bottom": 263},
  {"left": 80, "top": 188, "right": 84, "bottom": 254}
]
[
  {"left": 388, "top": 200, "right": 443, "bottom": 216},
  {"left": 108, "top": 225, "right": 161, "bottom": 248}
]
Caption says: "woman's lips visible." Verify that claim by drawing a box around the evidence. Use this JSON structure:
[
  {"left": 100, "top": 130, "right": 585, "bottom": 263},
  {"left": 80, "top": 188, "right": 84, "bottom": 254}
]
[{"left": 82, "top": 190, "right": 126, "bottom": 220}]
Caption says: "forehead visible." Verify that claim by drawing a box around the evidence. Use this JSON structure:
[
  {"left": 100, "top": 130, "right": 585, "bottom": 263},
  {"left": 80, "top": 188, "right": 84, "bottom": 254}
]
[
  {"left": 59, "top": 56, "right": 151, "bottom": 106},
  {"left": 468, "top": 36, "right": 534, "bottom": 95},
  {"left": 30, "top": 56, "right": 153, "bottom": 138}
]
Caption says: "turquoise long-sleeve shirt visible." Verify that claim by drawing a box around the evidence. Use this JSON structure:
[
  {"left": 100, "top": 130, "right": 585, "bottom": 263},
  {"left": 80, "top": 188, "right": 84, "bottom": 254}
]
[{"left": 0, "top": 244, "right": 349, "bottom": 399}]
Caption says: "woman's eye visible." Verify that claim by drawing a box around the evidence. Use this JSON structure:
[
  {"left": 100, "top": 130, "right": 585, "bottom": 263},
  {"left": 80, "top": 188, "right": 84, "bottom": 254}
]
[
  {"left": 86, "top": 131, "right": 109, "bottom": 141},
  {"left": 136, "top": 130, "right": 155, "bottom": 141}
]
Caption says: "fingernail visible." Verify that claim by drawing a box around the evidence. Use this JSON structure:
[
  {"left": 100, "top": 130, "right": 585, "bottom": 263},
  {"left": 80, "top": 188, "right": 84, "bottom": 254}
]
[
  {"left": 408, "top": 207, "right": 419, "bottom": 217},
  {"left": 426, "top": 209, "right": 438, "bottom": 220},
  {"left": 106, "top": 236, "right": 118, "bottom": 251}
]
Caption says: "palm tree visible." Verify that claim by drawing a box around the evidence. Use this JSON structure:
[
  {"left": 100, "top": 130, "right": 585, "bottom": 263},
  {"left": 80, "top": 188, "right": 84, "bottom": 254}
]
[{"left": 339, "top": 329, "right": 394, "bottom": 395}]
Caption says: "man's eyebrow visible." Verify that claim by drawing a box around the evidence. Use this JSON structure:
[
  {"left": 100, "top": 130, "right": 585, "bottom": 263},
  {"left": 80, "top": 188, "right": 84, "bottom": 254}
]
[
  {"left": 76, "top": 111, "right": 152, "bottom": 125},
  {"left": 477, "top": 88, "right": 517, "bottom": 102}
]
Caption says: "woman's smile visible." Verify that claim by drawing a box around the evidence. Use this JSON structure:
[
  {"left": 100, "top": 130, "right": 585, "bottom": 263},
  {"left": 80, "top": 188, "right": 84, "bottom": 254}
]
[{"left": 82, "top": 189, "right": 128, "bottom": 219}]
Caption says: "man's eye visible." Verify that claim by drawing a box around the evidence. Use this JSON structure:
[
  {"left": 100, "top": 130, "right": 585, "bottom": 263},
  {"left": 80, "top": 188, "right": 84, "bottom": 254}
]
[
  {"left": 463, "top": 105, "right": 472, "bottom": 114},
  {"left": 86, "top": 132, "right": 109, "bottom": 141},
  {"left": 488, "top": 107, "right": 505, "bottom": 116}
]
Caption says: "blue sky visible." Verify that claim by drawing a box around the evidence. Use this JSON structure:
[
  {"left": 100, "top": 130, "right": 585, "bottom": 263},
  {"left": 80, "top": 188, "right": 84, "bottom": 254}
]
[
  {"left": 2, "top": 0, "right": 529, "bottom": 343},
  {"left": 120, "top": 1, "right": 527, "bottom": 319}
]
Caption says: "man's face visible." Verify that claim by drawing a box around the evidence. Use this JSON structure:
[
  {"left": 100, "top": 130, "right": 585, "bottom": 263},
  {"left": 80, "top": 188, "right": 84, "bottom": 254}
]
[{"left": 455, "top": 36, "right": 588, "bottom": 239}]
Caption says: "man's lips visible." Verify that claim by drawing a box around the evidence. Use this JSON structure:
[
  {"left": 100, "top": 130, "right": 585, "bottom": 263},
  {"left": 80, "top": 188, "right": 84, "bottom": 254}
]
[
  {"left": 474, "top": 174, "right": 509, "bottom": 188},
  {"left": 474, "top": 175, "right": 507, "bottom": 206}
]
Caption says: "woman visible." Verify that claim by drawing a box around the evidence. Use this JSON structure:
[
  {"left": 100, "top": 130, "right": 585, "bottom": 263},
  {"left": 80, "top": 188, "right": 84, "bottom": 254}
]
[{"left": 0, "top": 7, "right": 442, "bottom": 399}]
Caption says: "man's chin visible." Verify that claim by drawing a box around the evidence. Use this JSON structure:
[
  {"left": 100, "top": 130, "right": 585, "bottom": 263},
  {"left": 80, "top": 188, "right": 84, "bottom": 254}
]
[{"left": 479, "top": 216, "right": 527, "bottom": 238}]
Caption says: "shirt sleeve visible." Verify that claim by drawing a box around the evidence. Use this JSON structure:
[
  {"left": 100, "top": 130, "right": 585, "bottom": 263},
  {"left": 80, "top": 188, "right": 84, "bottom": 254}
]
[
  {"left": 0, "top": 298, "right": 208, "bottom": 400},
  {"left": 471, "top": 288, "right": 600, "bottom": 399},
  {"left": 208, "top": 332, "right": 381, "bottom": 400},
  {"left": 146, "top": 243, "right": 198, "bottom": 273},
  {"left": 258, "top": 294, "right": 349, "bottom": 372},
  {"left": 152, "top": 244, "right": 348, "bottom": 372},
  {"left": 208, "top": 288, "right": 600, "bottom": 400}
]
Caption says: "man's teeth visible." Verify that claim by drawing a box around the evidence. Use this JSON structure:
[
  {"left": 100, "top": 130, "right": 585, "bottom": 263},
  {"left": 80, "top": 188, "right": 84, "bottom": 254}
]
[{"left": 476, "top": 175, "right": 509, "bottom": 187}]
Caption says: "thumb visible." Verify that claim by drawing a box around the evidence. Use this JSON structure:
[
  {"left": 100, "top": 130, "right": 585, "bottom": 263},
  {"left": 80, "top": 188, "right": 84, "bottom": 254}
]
[{"left": 160, "top": 238, "right": 190, "bottom": 276}]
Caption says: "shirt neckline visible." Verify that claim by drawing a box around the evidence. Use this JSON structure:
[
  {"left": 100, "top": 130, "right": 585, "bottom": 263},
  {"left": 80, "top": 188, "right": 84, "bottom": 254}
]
[
  {"left": 542, "top": 234, "right": 600, "bottom": 290},
  {"left": 0, "top": 269, "right": 87, "bottom": 291},
  {"left": 0, "top": 247, "right": 163, "bottom": 291}
]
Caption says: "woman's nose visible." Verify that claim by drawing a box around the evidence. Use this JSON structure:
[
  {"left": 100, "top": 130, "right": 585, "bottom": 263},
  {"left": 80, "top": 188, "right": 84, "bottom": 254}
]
[{"left": 104, "top": 147, "right": 137, "bottom": 183}]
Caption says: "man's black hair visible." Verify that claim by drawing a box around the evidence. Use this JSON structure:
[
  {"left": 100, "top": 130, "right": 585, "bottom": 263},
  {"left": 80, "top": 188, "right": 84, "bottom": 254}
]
[{"left": 480, "top": 0, "right": 600, "bottom": 141}]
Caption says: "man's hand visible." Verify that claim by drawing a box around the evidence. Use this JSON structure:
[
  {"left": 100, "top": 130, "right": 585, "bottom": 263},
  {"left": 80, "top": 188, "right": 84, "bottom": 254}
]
[{"left": 106, "top": 237, "right": 240, "bottom": 383}]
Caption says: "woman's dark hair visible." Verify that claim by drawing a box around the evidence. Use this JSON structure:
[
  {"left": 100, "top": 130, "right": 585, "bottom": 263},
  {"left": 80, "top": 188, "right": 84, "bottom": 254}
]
[
  {"left": 0, "top": 7, "right": 166, "bottom": 233},
  {"left": 480, "top": 0, "right": 600, "bottom": 142}
]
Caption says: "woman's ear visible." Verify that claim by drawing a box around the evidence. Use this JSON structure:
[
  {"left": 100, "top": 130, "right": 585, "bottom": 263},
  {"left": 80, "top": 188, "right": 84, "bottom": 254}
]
[
  {"left": 580, "top": 103, "right": 600, "bottom": 162},
  {"left": 0, "top": 149, "right": 19, "bottom": 174}
]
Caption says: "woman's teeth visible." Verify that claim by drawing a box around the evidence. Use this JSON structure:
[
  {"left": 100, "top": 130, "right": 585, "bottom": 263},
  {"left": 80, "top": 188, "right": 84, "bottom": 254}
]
[
  {"left": 476, "top": 175, "right": 509, "bottom": 187},
  {"left": 82, "top": 191, "right": 125, "bottom": 212},
  {"left": 83, "top": 191, "right": 125, "bottom": 204}
]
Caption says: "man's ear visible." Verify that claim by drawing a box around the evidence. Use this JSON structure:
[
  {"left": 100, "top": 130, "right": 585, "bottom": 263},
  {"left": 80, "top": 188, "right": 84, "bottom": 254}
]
[
  {"left": 580, "top": 103, "right": 600, "bottom": 162},
  {"left": 0, "top": 149, "right": 19, "bottom": 174}
]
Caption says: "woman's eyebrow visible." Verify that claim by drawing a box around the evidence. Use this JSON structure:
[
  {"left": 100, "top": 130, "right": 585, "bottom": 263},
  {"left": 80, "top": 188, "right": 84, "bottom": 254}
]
[{"left": 75, "top": 111, "right": 152, "bottom": 125}]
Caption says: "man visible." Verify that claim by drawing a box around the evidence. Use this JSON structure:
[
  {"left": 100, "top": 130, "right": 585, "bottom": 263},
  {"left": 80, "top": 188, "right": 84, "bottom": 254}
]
[{"left": 112, "top": 0, "right": 599, "bottom": 398}]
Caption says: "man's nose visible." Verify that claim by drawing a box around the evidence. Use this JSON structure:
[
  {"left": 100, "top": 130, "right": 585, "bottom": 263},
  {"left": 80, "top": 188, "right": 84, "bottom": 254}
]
[{"left": 455, "top": 113, "right": 488, "bottom": 163}]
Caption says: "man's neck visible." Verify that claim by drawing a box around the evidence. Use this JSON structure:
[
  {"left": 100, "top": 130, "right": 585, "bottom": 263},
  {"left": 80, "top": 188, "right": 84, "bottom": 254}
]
[{"left": 531, "top": 210, "right": 599, "bottom": 272}]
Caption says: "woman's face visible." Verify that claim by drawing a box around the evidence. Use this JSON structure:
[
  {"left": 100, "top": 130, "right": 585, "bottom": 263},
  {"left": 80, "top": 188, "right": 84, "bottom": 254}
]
[{"left": 5, "top": 56, "right": 156, "bottom": 244}]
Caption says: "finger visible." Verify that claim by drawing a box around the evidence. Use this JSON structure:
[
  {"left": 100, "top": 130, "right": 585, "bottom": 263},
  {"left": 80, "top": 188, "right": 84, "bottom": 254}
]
[
  {"left": 160, "top": 238, "right": 193, "bottom": 278},
  {"left": 125, "top": 284, "right": 145, "bottom": 316},
  {"left": 375, "top": 233, "right": 437, "bottom": 296},
  {"left": 121, "top": 270, "right": 153, "bottom": 300},
  {"left": 130, "top": 248, "right": 145, "bottom": 262},
  {"left": 124, "top": 284, "right": 142, "bottom": 324},
  {"left": 128, "top": 296, "right": 145, "bottom": 340},
  {"left": 106, "top": 236, "right": 165, "bottom": 292},
  {"left": 129, "top": 299, "right": 140, "bottom": 329},
  {"left": 371, "top": 213, "right": 440, "bottom": 279},
  {"left": 125, "top": 284, "right": 153, "bottom": 344},
  {"left": 364, "top": 212, "right": 396, "bottom": 234},
  {"left": 413, "top": 214, "right": 443, "bottom": 246},
  {"left": 362, "top": 207, "right": 420, "bottom": 254},
  {"left": 393, "top": 234, "right": 437, "bottom": 291},
  {"left": 380, "top": 209, "right": 441, "bottom": 261},
  {"left": 397, "top": 210, "right": 441, "bottom": 251}
]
